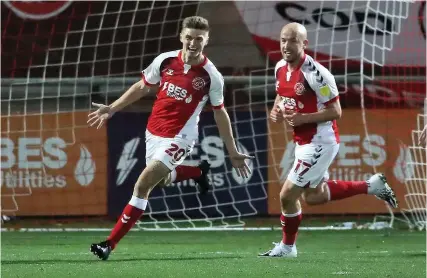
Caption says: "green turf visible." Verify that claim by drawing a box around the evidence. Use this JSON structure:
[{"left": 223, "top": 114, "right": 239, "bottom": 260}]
[{"left": 2, "top": 230, "right": 426, "bottom": 278}]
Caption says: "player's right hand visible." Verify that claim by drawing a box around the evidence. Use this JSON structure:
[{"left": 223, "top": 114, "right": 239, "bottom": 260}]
[
  {"left": 87, "top": 102, "right": 114, "bottom": 129},
  {"left": 270, "top": 105, "right": 283, "bottom": 122}
]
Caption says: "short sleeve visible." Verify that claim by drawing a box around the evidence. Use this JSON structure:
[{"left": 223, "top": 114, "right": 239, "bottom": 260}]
[
  {"left": 275, "top": 59, "right": 286, "bottom": 78},
  {"left": 209, "top": 71, "right": 224, "bottom": 109},
  {"left": 308, "top": 62, "right": 339, "bottom": 105},
  {"left": 141, "top": 55, "right": 163, "bottom": 86}
]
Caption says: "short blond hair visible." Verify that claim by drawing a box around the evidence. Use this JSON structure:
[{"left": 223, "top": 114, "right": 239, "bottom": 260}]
[{"left": 182, "top": 16, "right": 209, "bottom": 31}]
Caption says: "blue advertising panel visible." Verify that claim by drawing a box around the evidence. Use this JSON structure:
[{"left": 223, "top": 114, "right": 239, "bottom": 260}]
[{"left": 107, "top": 111, "right": 268, "bottom": 219}]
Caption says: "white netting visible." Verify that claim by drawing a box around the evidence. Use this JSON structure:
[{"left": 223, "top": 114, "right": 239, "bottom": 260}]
[
  {"left": 402, "top": 101, "right": 427, "bottom": 230},
  {"left": 234, "top": 0, "right": 424, "bottom": 229},
  {"left": 1, "top": 1, "right": 202, "bottom": 219},
  {"left": 2, "top": 1, "right": 425, "bottom": 230}
]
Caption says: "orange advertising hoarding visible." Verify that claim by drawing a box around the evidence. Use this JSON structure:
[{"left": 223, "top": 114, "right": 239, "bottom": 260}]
[
  {"left": 1, "top": 111, "right": 107, "bottom": 216},
  {"left": 268, "top": 109, "right": 420, "bottom": 215}
]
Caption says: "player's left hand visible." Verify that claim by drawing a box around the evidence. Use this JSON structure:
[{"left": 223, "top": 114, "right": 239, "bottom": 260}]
[
  {"left": 283, "top": 110, "right": 305, "bottom": 127},
  {"left": 229, "top": 152, "right": 254, "bottom": 179}
]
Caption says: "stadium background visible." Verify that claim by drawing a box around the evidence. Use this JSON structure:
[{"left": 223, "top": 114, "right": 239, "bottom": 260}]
[
  {"left": 1, "top": 1, "right": 425, "bottom": 226},
  {"left": 1, "top": 1, "right": 426, "bottom": 277}
]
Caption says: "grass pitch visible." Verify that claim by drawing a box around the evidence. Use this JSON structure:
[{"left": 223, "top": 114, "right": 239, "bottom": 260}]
[{"left": 2, "top": 229, "right": 425, "bottom": 278}]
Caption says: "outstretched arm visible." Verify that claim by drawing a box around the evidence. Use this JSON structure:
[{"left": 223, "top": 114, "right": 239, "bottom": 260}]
[
  {"left": 87, "top": 80, "right": 151, "bottom": 129},
  {"left": 109, "top": 80, "right": 151, "bottom": 113},
  {"left": 213, "top": 107, "right": 253, "bottom": 178}
]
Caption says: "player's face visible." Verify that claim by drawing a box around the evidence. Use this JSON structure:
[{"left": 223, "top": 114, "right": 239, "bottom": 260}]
[
  {"left": 180, "top": 28, "right": 209, "bottom": 61},
  {"left": 280, "top": 29, "right": 307, "bottom": 64}
]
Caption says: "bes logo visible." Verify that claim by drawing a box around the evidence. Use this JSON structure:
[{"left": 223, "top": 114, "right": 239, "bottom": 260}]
[
  {"left": 162, "top": 81, "right": 192, "bottom": 103},
  {"left": 279, "top": 96, "right": 296, "bottom": 110},
  {"left": 1, "top": 137, "right": 96, "bottom": 188},
  {"left": 3, "top": 1, "right": 72, "bottom": 20}
]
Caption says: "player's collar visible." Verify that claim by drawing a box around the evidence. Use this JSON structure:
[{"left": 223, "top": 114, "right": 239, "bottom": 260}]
[
  {"left": 287, "top": 53, "right": 306, "bottom": 72},
  {"left": 178, "top": 50, "right": 208, "bottom": 67}
]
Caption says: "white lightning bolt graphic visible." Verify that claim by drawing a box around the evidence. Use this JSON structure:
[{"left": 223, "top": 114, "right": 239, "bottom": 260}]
[
  {"left": 116, "top": 137, "right": 140, "bottom": 186},
  {"left": 279, "top": 141, "right": 296, "bottom": 183}
]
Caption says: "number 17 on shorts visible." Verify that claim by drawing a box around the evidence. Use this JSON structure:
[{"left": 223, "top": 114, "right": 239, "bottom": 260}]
[{"left": 287, "top": 143, "right": 339, "bottom": 188}]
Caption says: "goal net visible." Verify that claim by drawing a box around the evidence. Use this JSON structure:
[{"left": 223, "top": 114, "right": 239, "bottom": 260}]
[
  {"left": 2, "top": 1, "right": 425, "bottom": 230},
  {"left": 233, "top": 0, "right": 425, "bottom": 228},
  {"left": 402, "top": 99, "right": 427, "bottom": 230}
]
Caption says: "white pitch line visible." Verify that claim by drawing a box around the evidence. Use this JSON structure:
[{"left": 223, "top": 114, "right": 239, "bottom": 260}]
[{"left": 3, "top": 250, "right": 425, "bottom": 258}]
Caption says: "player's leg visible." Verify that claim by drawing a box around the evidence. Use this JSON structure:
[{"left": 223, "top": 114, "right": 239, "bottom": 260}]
[
  {"left": 298, "top": 142, "right": 397, "bottom": 208},
  {"left": 297, "top": 143, "right": 369, "bottom": 206},
  {"left": 90, "top": 133, "right": 195, "bottom": 260},
  {"left": 302, "top": 178, "right": 368, "bottom": 205},
  {"left": 157, "top": 160, "right": 212, "bottom": 194},
  {"left": 259, "top": 180, "right": 303, "bottom": 258},
  {"left": 145, "top": 131, "right": 212, "bottom": 193},
  {"left": 302, "top": 163, "right": 398, "bottom": 208},
  {"left": 90, "top": 160, "right": 170, "bottom": 260},
  {"left": 278, "top": 180, "right": 304, "bottom": 256},
  {"left": 260, "top": 143, "right": 330, "bottom": 258}
]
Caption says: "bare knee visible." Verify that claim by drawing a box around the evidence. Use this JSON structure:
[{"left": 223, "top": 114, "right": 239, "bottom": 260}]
[
  {"left": 134, "top": 179, "right": 154, "bottom": 199},
  {"left": 302, "top": 193, "right": 323, "bottom": 206},
  {"left": 302, "top": 183, "right": 329, "bottom": 206},
  {"left": 280, "top": 188, "right": 296, "bottom": 208},
  {"left": 280, "top": 181, "right": 303, "bottom": 211},
  {"left": 133, "top": 161, "right": 171, "bottom": 199}
]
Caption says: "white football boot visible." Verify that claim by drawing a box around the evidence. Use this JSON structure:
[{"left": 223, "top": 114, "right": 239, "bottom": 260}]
[
  {"left": 258, "top": 242, "right": 297, "bottom": 258},
  {"left": 367, "top": 173, "right": 398, "bottom": 208}
]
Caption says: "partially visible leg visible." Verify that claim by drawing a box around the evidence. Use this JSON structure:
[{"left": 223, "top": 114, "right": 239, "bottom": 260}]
[
  {"left": 302, "top": 174, "right": 397, "bottom": 208},
  {"left": 301, "top": 143, "right": 368, "bottom": 206},
  {"left": 90, "top": 160, "right": 170, "bottom": 260},
  {"left": 302, "top": 179, "right": 367, "bottom": 205},
  {"left": 302, "top": 180, "right": 329, "bottom": 205},
  {"left": 109, "top": 160, "right": 170, "bottom": 245},
  {"left": 259, "top": 180, "right": 303, "bottom": 258},
  {"left": 157, "top": 161, "right": 211, "bottom": 194},
  {"left": 279, "top": 181, "right": 304, "bottom": 249}
]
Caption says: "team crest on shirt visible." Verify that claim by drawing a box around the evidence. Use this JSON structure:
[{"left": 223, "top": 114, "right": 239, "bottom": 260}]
[
  {"left": 192, "top": 77, "right": 206, "bottom": 90},
  {"left": 294, "top": 82, "right": 305, "bottom": 95}
]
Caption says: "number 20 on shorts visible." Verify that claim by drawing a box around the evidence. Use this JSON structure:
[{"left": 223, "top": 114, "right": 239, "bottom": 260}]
[{"left": 165, "top": 143, "right": 187, "bottom": 162}]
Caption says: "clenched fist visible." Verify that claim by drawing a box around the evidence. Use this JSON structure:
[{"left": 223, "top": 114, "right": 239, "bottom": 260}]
[{"left": 270, "top": 105, "right": 283, "bottom": 123}]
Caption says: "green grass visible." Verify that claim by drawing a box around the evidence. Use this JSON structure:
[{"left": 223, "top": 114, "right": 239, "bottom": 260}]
[{"left": 2, "top": 230, "right": 426, "bottom": 278}]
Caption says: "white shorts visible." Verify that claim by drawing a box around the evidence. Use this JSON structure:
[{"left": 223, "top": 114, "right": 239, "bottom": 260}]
[
  {"left": 145, "top": 130, "right": 195, "bottom": 170},
  {"left": 287, "top": 143, "right": 339, "bottom": 188}
]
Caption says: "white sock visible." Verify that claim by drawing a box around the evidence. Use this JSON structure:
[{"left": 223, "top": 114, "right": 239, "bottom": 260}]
[
  {"left": 128, "top": 196, "right": 148, "bottom": 210},
  {"left": 170, "top": 169, "right": 177, "bottom": 183}
]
